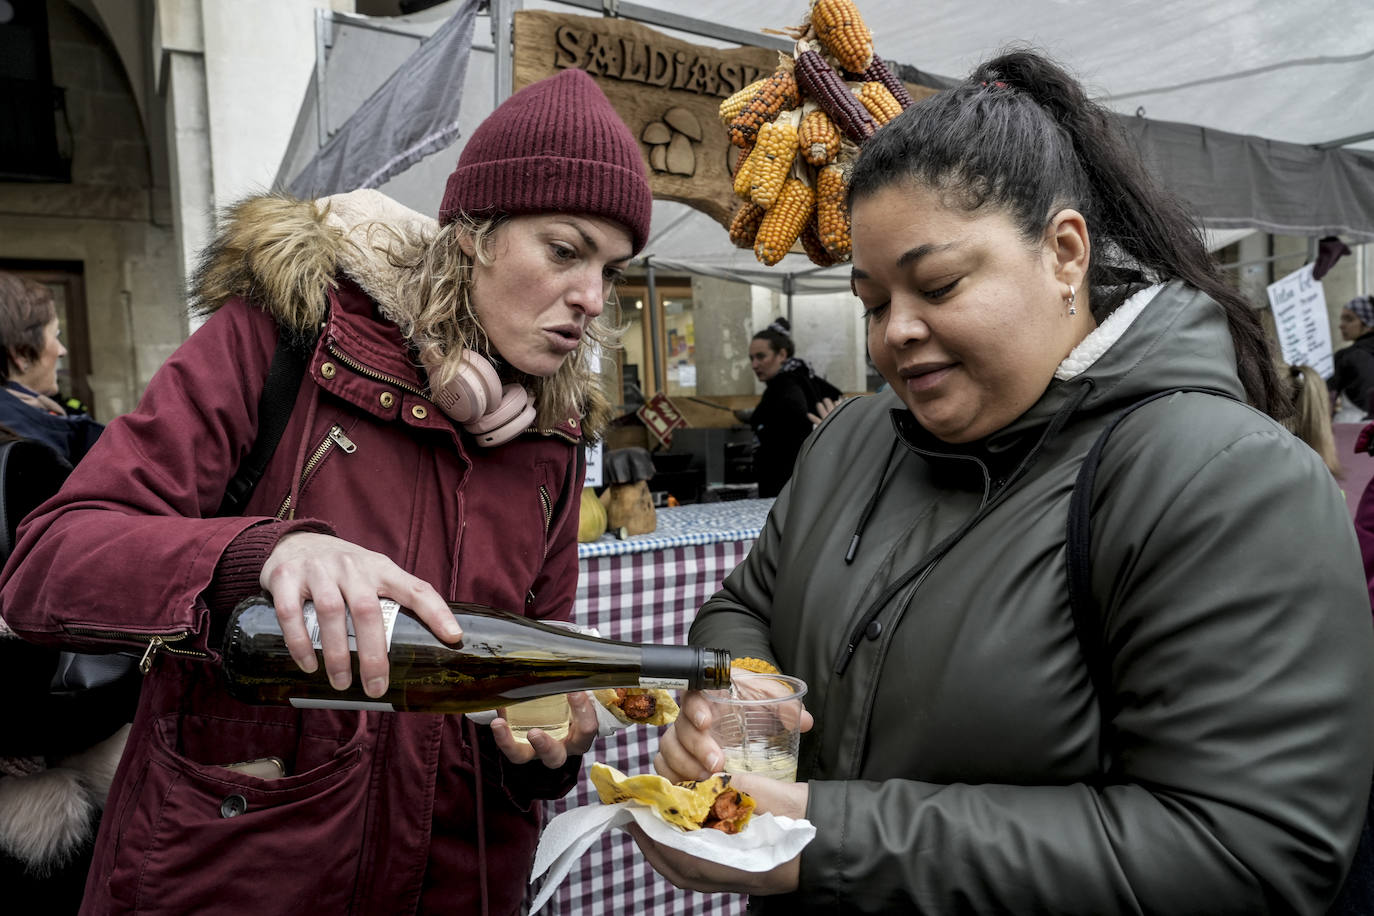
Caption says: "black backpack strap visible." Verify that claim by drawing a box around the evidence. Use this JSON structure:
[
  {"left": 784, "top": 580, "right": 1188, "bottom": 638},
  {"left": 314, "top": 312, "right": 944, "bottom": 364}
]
[
  {"left": 1066, "top": 386, "right": 1235, "bottom": 773},
  {"left": 216, "top": 329, "right": 314, "bottom": 517}
]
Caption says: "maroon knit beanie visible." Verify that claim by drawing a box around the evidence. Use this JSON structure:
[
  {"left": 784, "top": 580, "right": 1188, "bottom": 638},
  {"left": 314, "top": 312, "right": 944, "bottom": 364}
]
[{"left": 439, "top": 69, "right": 652, "bottom": 253}]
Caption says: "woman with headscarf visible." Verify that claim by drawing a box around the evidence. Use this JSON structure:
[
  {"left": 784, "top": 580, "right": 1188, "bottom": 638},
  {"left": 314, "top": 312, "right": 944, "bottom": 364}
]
[{"left": 0, "top": 272, "right": 102, "bottom": 463}]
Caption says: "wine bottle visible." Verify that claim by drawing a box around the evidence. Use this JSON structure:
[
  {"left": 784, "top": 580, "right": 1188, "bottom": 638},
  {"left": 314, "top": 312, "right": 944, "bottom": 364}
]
[{"left": 220, "top": 594, "right": 732, "bottom": 713}]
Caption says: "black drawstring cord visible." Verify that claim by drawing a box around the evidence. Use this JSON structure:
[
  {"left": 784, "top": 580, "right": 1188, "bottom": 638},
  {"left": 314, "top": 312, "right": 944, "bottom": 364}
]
[
  {"left": 845, "top": 438, "right": 901, "bottom": 564},
  {"left": 832, "top": 379, "right": 1096, "bottom": 676}
]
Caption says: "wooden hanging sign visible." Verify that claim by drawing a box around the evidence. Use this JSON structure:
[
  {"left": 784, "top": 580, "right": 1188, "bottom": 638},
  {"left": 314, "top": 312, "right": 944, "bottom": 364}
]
[{"left": 513, "top": 10, "right": 780, "bottom": 229}]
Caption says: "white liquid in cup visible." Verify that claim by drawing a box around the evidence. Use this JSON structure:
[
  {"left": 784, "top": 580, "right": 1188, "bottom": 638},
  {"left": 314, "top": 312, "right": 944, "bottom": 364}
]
[{"left": 504, "top": 694, "right": 571, "bottom": 744}]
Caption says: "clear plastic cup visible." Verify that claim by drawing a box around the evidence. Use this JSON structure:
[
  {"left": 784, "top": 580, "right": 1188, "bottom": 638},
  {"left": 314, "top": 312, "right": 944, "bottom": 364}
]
[{"left": 703, "top": 672, "right": 808, "bottom": 782}]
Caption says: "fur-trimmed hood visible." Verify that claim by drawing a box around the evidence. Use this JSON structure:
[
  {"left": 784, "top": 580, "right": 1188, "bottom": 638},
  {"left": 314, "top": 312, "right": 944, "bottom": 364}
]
[
  {"left": 190, "top": 189, "right": 430, "bottom": 337},
  {"left": 189, "top": 189, "right": 614, "bottom": 438}
]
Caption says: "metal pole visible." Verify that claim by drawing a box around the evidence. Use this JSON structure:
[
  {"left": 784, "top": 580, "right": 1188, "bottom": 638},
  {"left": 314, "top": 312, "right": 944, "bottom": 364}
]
[
  {"left": 314, "top": 10, "right": 330, "bottom": 148},
  {"left": 646, "top": 258, "right": 663, "bottom": 393},
  {"left": 783, "top": 274, "right": 794, "bottom": 326},
  {"left": 491, "top": 0, "right": 521, "bottom": 105}
]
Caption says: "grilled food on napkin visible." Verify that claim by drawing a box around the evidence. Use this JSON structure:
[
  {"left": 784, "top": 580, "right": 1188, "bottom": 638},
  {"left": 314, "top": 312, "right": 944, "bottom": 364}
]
[
  {"left": 589, "top": 763, "right": 755, "bottom": 834},
  {"left": 593, "top": 687, "right": 680, "bottom": 726}
]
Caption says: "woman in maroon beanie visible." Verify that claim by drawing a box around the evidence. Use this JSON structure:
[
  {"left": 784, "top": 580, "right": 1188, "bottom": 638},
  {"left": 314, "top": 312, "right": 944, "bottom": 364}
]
[{"left": 0, "top": 68, "right": 650, "bottom": 916}]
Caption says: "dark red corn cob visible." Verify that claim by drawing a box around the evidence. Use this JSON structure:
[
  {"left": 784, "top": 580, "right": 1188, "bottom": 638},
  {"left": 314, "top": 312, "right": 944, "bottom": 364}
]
[
  {"left": 864, "top": 56, "right": 914, "bottom": 109},
  {"left": 793, "top": 40, "right": 875, "bottom": 145}
]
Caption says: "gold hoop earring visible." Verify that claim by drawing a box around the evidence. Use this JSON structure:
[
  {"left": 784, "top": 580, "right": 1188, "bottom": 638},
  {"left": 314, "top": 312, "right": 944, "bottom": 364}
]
[{"left": 1067, "top": 285, "right": 1077, "bottom": 316}]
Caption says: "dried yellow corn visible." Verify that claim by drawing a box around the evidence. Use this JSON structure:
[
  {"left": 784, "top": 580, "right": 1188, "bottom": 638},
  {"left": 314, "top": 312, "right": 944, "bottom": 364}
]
[
  {"left": 798, "top": 107, "right": 841, "bottom": 166},
  {"left": 809, "top": 0, "right": 874, "bottom": 74},
  {"left": 732, "top": 657, "right": 780, "bottom": 674},
  {"left": 856, "top": 81, "right": 903, "bottom": 125},
  {"left": 732, "top": 144, "right": 757, "bottom": 199},
  {"left": 748, "top": 113, "right": 799, "bottom": 210},
  {"left": 755, "top": 177, "right": 815, "bottom": 266},
  {"left": 719, "top": 79, "right": 769, "bottom": 126},
  {"left": 816, "top": 164, "right": 851, "bottom": 259},
  {"left": 728, "top": 68, "right": 800, "bottom": 149},
  {"left": 728, "top": 202, "right": 766, "bottom": 250}
]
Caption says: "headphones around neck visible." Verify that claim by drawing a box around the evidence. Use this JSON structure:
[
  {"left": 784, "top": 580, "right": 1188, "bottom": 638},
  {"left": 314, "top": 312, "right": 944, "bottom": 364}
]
[{"left": 419, "top": 345, "right": 536, "bottom": 447}]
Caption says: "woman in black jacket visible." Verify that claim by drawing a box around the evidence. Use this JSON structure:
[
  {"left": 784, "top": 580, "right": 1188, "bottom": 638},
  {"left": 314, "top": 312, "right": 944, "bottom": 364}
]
[
  {"left": 1330, "top": 295, "right": 1374, "bottom": 419},
  {"left": 746, "top": 318, "right": 841, "bottom": 497}
]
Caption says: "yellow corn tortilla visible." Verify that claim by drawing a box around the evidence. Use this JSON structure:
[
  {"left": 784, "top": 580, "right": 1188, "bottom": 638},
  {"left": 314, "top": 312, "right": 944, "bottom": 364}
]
[
  {"left": 593, "top": 687, "right": 680, "bottom": 726},
  {"left": 589, "top": 762, "right": 755, "bottom": 833}
]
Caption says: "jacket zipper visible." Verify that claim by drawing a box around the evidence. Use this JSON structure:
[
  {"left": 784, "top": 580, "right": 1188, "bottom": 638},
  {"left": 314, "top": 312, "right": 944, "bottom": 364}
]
[
  {"left": 538, "top": 485, "right": 552, "bottom": 557},
  {"left": 326, "top": 341, "right": 427, "bottom": 397},
  {"left": 63, "top": 626, "right": 205, "bottom": 673},
  {"left": 275, "top": 424, "right": 357, "bottom": 519}
]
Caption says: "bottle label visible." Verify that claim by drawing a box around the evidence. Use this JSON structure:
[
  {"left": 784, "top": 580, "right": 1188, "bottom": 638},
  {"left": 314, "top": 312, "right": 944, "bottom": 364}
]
[
  {"left": 302, "top": 599, "right": 401, "bottom": 653},
  {"left": 289, "top": 697, "right": 395, "bottom": 712},
  {"left": 639, "top": 676, "right": 690, "bottom": 689}
]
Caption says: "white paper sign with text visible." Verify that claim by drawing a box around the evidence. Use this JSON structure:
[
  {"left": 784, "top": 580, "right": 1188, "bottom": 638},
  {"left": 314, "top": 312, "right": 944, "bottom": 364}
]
[{"left": 1266, "top": 263, "right": 1334, "bottom": 379}]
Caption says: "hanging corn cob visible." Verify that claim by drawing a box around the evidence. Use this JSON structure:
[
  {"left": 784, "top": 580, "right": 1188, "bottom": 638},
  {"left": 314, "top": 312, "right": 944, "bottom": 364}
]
[
  {"left": 719, "top": 78, "right": 769, "bottom": 126},
  {"left": 728, "top": 202, "right": 767, "bottom": 250},
  {"left": 816, "top": 163, "right": 851, "bottom": 260},
  {"left": 797, "top": 104, "right": 841, "bottom": 167},
  {"left": 793, "top": 38, "right": 875, "bottom": 145},
  {"left": 856, "top": 81, "right": 903, "bottom": 125},
  {"left": 728, "top": 67, "right": 800, "bottom": 149},
  {"left": 749, "top": 110, "right": 801, "bottom": 210},
  {"left": 800, "top": 221, "right": 841, "bottom": 267},
  {"left": 808, "top": 0, "right": 873, "bottom": 74},
  {"left": 862, "top": 56, "right": 914, "bottom": 109},
  {"left": 732, "top": 144, "right": 756, "bottom": 199},
  {"left": 755, "top": 176, "right": 816, "bottom": 266}
]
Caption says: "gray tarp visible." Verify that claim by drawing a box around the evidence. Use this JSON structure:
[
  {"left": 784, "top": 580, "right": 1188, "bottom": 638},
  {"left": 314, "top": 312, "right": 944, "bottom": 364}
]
[
  {"left": 282, "top": 0, "right": 479, "bottom": 198},
  {"left": 277, "top": 1, "right": 1374, "bottom": 293}
]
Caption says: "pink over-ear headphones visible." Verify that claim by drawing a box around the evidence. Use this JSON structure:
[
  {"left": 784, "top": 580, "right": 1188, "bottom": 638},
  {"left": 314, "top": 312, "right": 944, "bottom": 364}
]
[{"left": 419, "top": 345, "right": 537, "bottom": 447}]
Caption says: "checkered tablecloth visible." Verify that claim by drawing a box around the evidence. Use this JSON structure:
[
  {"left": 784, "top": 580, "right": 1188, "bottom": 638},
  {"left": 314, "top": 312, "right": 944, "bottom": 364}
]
[
  {"left": 537, "top": 513, "right": 769, "bottom": 915},
  {"left": 576, "top": 499, "right": 775, "bottom": 558}
]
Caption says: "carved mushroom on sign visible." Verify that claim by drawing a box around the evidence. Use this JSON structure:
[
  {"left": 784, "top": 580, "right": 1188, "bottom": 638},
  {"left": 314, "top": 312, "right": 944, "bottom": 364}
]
[{"left": 642, "top": 107, "right": 704, "bottom": 176}]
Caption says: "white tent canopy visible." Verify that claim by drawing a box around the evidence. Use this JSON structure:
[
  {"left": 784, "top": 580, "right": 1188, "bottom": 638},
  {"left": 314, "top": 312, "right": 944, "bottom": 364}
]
[{"left": 279, "top": 0, "right": 1374, "bottom": 293}]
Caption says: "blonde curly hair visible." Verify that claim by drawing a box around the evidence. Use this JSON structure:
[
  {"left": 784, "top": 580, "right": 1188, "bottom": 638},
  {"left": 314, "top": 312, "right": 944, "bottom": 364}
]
[{"left": 384, "top": 214, "right": 623, "bottom": 441}]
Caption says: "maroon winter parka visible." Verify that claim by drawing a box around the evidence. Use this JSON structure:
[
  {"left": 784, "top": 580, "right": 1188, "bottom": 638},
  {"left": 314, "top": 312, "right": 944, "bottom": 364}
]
[{"left": 0, "top": 194, "right": 589, "bottom": 915}]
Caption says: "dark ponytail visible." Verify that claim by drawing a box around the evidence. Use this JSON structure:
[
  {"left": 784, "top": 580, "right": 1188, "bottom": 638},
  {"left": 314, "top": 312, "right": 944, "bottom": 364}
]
[{"left": 847, "top": 48, "right": 1286, "bottom": 419}]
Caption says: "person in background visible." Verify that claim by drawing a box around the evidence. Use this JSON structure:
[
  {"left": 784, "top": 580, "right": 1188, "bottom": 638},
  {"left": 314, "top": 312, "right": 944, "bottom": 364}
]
[
  {"left": 0, "top": 68, "right": 649, "bottom": 916},
  {"left": 1282, "top": 362, "right": 1342, "bottom": 476},
  {"left": 744, "top": 317, "right": 842, "bottom": 497},
  {"left": 634, "top": 49, "right": 1373, "bottom": 914},
  {"left": 1330, "top": 295, "right": 1374, "bottom": 421},
  {"left": 0, "top": 272, "right": 102, "bottom": 462}
]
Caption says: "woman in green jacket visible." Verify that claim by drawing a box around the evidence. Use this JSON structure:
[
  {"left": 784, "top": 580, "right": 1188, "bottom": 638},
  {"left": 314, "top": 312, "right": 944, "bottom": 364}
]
[{"left": 633, "top": 50, "right": 1374, "bottom": 914}]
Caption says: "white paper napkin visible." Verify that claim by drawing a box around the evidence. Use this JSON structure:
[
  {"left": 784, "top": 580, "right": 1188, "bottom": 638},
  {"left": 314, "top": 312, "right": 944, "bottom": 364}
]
[{"left": 527, "top": 801, "right": 815, "bottom": 914}]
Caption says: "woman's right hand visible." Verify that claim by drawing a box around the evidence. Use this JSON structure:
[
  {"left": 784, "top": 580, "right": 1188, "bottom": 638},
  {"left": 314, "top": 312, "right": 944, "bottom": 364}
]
[
  {"left": 653, "top": 690, "right": 724, "bottom": 782},
  {"left": 259, "top": 531, "right": 460, "bottom": 699}
]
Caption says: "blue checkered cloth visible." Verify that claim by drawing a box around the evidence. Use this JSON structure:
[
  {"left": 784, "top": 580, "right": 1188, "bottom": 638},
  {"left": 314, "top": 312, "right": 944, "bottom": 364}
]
[{"left": 577, "top": 498, "right": 775, "bottom": 558}]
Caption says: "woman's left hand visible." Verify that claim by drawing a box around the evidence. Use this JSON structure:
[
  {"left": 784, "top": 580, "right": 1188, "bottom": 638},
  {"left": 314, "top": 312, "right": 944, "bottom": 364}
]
[
  {"left": 628, "top": 773, "right": 808, "bottom": 894},
  {"left": 808, "top": 397, "right": 839, "bottom": 427},
  {"left": 489, "top": 690, "right": 598, "bottom": 767}
]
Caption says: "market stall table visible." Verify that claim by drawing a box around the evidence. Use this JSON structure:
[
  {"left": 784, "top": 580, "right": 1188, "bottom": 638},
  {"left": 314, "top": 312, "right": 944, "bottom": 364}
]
[{"left": 537, "top": 498, "right": 775, "bottom": 915}]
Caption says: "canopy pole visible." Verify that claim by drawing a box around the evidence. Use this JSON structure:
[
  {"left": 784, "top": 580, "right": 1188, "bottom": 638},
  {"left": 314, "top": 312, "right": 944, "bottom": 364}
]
[
  {"left": 646, "top": 258, "right": 664, "bottom": 393},
  {"left": 491, "top": 0, "right": 521, "bottom": 105},
  {"left": 784, "top": 274, "right": 795, "bottom": 326}
]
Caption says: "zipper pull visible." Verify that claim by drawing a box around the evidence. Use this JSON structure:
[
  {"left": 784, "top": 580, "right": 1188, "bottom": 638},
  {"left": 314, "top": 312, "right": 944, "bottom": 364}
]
[
  {"left": 329, "top": 426, "right": 357, "bottom": 453},
  {"left": 140, "top": 635, "right": 165, "bottom": 674}
]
